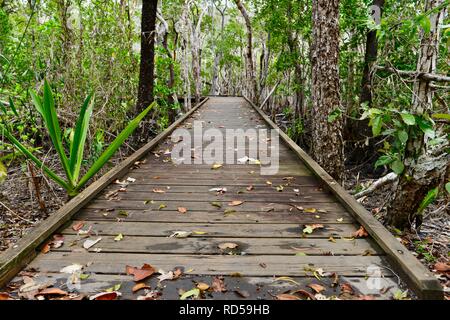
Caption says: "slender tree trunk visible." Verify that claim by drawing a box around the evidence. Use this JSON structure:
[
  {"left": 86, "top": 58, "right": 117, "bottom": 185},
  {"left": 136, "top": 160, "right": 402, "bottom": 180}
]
[
  {"left": 310, "top": 0, "right": 344, "bottom": 182},
  {"left": 211, "top": 4, "right": 226, "bottom": 95},
  {"left": 234, "top": 0, "right": 258, "bottom": 104},
  {"left": 136, "top": 0, "right": 158, "bottom": 115},
  {"left": 360, "top": 0, "right": 384, "bottom": 106},
  {"left": 387, "top": 0, "right": 448, "bottom": 229}
]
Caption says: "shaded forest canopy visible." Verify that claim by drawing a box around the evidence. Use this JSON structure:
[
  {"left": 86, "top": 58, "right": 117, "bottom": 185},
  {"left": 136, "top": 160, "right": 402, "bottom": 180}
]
[{"left": 0, "top": 0, "right": 449, "bottom": 232}]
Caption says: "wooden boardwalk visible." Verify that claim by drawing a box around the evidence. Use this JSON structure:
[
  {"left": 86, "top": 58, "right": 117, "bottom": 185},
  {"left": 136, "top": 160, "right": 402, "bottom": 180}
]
[{"left": 0, "top": 97, "right": 442, "bottom": 300}]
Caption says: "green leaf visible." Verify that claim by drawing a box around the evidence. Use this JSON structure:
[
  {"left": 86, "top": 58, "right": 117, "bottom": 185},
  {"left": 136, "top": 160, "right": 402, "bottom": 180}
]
[
  {"left": 69, "top": 93, "right": 94, "bottom": 184},
  {"left": 1, "top": 126, "right": 70, "bottom": 190},
  {"left": 401, "top": 113, "right": 416, "bottom": 125},
  {"left": 445, "top": 182, "right": 450, "bottom": 194},
  {"left": 0, "top": 161, "right": 6, "bottom": 183},
  {"left": 30, "top": 90, "right": 44, "bottom": 117},
  {"left": 375, "top": 155, "right": 393, "bottom": 168},
  {"left": 76, "top": 102, "right": 155, "bottom": 191},
  {"left": 8, "top": 97, "right": 18, "bottom": 117},
  {"left": 180, "top": 288, "right": 200, "bottom": 300},
  {"left": 327, "top": 109, "right": 342, "bottom": 123},
  {"left": 418, "top": 15, "right": 431, "bottom": 34},
  {"left": 416, "top": 116, "right": 435, "bottom": 138},
  {"left": 397, "top": 130, "right": 408, "bottom": 145},
  {"left": 432, "top": 113, "right": 450, "bottom": 121},
  {"left": 417, "top": 187, "right": 438, "bottom": 213},
  {"left": 372, "top": 115, "right": 383, "bottom": 136},
  {"left": 391, "top": 159, "right": 405, "bottom": 174}
]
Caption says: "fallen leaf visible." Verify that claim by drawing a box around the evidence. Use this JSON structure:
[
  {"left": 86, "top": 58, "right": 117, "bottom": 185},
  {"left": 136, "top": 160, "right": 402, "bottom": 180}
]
[
  {"left": 60, "top": 264, "right": 83, "bottom": 274},
  {"left": 340, "top": 283, "right": 354, "bottom": 294},
  {"left": 393, "top": 289, "right": 409, "bottom": 300},
  {"left": 266, "top": 181, "right": 272, "bottom": 185},
  {"left": 177, "top": 207, "right": 187, "bottom": 214},
  {"left": 303, "top": 224, "right": 324, "bottom": 234},
  {"left": 276, "top": 294, "right": 301, "bottom": 300},
  {"left": 0, "top": 293, "right": 13, "bottom": 300},
  {"left": 126, "top": 177, "right": 136, "bottom": 183},
  {"left": 291, "top": 289, "right": 317, "bottom": 300},
  {"left": 209, "top": 187, "right": 227, "bottom": 193},
  {"left": 126, "top": 264, "right": 156, "bottom": 282},
  {"left": 218, "top": 242, "right": 238, "bottom": 250},
  {"left": 132, "top": 283, "right": 151, "bottom": 293},
  {"left": 234, "top": 289, "right": 250, "bottom": 298},
  {"left": 273, "top": 277, "right": 300, "bottom": 286},
  {"left": 169, "top": 231, "right": 192, "bottom": 238},
  {"left": 37, "top": 288, "right": 68, "bottom": 297},
  {"left": 152, "top": 188, "right": 166, "bottom": 193},
  {"left": 118, "top": 210, "right": 128, "bottom": 217},
  {"left": 307, "top": 283, "right": 325, "bottom": 293},
  {"left": 211, "top": 201, "right": 222, "bottom": 208},
  {"left": 434, "top": 262, "right": 450, "bottom": 273},
  {"left": 193, "top": 230, "right": 207, "bottom": 235},
  {"left": 328, "top": 236, "right": 336, "bottom": 243},
  {"left": 224, "top": 208, "right": 236, "bottom": 215},
  {"left": 229, "top": 200, "right": 243, "bottom": 206},
  {"left": 83, "top": 237, "right": 102, "bottom": 249},
  {"left": 196, "top": 282, "right": 210, "bottom": 291},
  {"left": 114, "top": 233, "right": 124, "bottom": 242},
  {"left": 211, "top": 163, "right": 223, "bottom": 170},
  {"left": 72, "top": 221, "right": 85, "bottom": 231},
  {"left": 336, "top": 218, "right": 344, "bottom": 222},
  {"left": 276, "top": 185, "right": 284, "bottom": 192},
  {"left": 158, "top": 204, "right": 167, "bottom": 210},
  {"left": 358, "top": 295, "right": 376, "bottom": 300},
  {"left": 353, "top": 226, "right": 369, "bottom": 238},
  {"left": 136, "top": 291, "right": 161, "bottom": 300},
  {"left": 211, "top": 276, "right": 226, "bottom": 292},
  {"left": 89, "top": 292, "right": 121, "bottom": 300},
  {"left": 246, "top": 185, "right": 254, "bottom": 191},
  {"left": 41, "top": 243, "right": 50, "bottom": 254},
  {"left": 304, "top": 208, "right": 317, "bottom": 213},
  {"left": 180, "top": 288, "right": 200, "bottom": 300}
]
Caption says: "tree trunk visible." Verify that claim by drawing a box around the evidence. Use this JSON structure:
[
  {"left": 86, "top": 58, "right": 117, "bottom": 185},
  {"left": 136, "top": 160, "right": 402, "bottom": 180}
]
[
  {"left": 210, "top": 4, "right": 226, "bottom": 96},
  {"left": 234, "top": 0, "right": 258, "bottom": 104},
  {"left": 310, "top": 0, "right": 344, "bottom": 183},
  {"left": 136, "top": 0, "right": 158, "bottom": 116},
  {"left": 387, "top": 0, "right": 448, "bottom": 229}
]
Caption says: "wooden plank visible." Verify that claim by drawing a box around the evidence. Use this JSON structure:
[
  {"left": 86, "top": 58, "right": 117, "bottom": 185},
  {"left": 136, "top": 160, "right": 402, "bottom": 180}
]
[
  {"left": 8, "top": 273, "right": 400, "bottom": 300},
  {"left": 77, "top": 208, "right": 355, "bottom": 224},
  {"left": 62, "top": 221, "right": 358, "bottom": 238},
  {"left": 27, "top": 252, "right": 393, "bottom": 277},
  {"left": 0, "top": 98, "right": 211, "bottom": 289},
  {"left": 243, "top": 96, "right": 443, "bottom": 299},
  {"left": 56, "top": 235, "right": 383, "bottom": 255},
  {"left": 85, "top": 200, "right": 346, "bottom": 212}
]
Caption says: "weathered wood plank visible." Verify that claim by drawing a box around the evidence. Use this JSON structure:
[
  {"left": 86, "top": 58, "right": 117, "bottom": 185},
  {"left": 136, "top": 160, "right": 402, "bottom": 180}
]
[
  {"left": 28, "top": 252, "right": 393, "bottom": 277},
  {"left": 77, "top": 208, "right": 355, "bottom": 224},
  {"left": 62, "top": 221, "right": 358, "bottom": 238},
  {"left": 55, "top": 235, "right": 383, "bottom": 255}
]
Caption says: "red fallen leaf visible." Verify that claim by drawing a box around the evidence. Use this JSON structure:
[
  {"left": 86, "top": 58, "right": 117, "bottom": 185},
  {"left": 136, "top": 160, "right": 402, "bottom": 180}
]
[
  {"left": 178, "top": 207, "right": 187, "bottom": 214},
  {"left": 211, "top": 276, "right": 227, "bottom": 292},
  {"left": 0, "top": 292, "right": 13, "bottom": 300},
  {"left": 291, "top": 289, "right": 317, "bottom": 300},
  {"left": 434, "top": 262, "right": 450, "bottom": 273},
  {"left": 353, "top": 226, "right": 369, "bottom": 238},
  {"left": 340, "top": 283, "right": 354, "bottom": 294},
  {"left": 307, "top": 283, "right": 326, "bottom": 293},
  {"left": 276, "top": 293, "right": 301, "bottom": 300},
  {"left": 38, "top": 288, "right": 68, "bottom": 297},
  {"left": 41, "top": 243, "right": 50, "bottom": 254},
  {"left": 72, "top": 221, "right": 85, "bottom": 231},
  {"left": 90, "top": 292, "right": 120, "bottom": 300},
  {"left": 132, "top": 283, "right": 151, "bottom": 293},
  {"left": 126, "top": 264, "right": 156, "bottom": 282}
]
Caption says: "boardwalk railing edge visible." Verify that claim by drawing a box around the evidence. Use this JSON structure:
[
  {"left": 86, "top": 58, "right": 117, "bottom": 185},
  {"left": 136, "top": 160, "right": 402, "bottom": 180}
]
[
  {"left": 243, "top": 95, "right": 443, "bottom": 300},
  {"left": 0, "top": 97, "right": 210, "bottom": 289}
]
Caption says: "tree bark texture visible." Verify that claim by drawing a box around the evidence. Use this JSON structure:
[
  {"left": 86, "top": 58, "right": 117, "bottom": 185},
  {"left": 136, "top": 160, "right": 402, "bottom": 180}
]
[{"left": 310, "top": 0, "right": 344, "bottom": 183}]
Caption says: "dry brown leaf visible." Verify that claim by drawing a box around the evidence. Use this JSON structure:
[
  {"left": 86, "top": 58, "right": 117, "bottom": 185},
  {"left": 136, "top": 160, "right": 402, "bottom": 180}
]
[
  {"left": 307, "top": 283, "right": 325, "bottom": 293},
  {"left": 196, "top": 282, "right": 210, "bottom": 291},
  {"left": 211, "top": 276, "right": 226, "bottom": 292},
  {"left": 72, "top": 221, "right": 85, "bottom": 231},
  {"left": 177, "top": 207, "right": 187, "bottom": 214},
  {"left": 152, "top": 188, "right": 166, "bottom": 193},
  {"left": 37, "top": 288, "right": 68, "bottom": 297},
  {"left": 340, "top": 283, "right": 354, "bottom": 294},
  {"left": 132, "top": 283, "right": 151, "bottom": 293},
  {"left": 0, "top": 293, "right": 13, "bottom": 300},
  {"left": 41, "top": 243, "right": 50, "bottom": 254},
  {"left": 434, "top": 262, "right": 450, "bottom": 273},
  {"left": 218, "top": 242, "right": 239, "bottom": 250},
  {"left": 89, "top": 292, "right": 120, "bottom": 300},
  {"left": 276, "top": 293, "right": 301, "bottom": 300},
  {"left": 353, "top": 226, "right": 369, "bottom": 238},
  {"left": 126, "top": 264, "right": 156, "bottom": 282},
  {"left": 228, "top": 200, "right": 243, "bottom": 206}
]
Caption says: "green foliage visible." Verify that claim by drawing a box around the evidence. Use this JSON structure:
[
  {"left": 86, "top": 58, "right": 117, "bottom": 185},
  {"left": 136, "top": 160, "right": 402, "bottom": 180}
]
[
  {"left": 417, "top": 187, "right": 439, "bottom": 214},
  {"left": 2, "top": 82, "right": 155, "bottom": 196}
]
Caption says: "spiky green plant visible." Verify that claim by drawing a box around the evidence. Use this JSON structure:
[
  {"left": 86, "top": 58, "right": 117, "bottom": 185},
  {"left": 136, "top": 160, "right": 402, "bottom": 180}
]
[{"left": 1, "top": 80, "right": 154, "bottom": 196}]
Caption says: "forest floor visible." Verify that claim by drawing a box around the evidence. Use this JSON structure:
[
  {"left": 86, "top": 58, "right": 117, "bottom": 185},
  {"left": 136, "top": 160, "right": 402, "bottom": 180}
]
[{"left": 0, "top": 144, "right": 448, "bottom": 299}]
